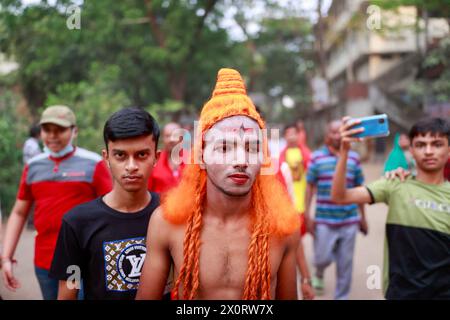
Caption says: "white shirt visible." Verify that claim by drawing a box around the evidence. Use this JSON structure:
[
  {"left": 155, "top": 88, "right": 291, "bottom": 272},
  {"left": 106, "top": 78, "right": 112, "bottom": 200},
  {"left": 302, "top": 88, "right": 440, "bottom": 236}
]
[{"left": 23, "top": 137, "right": 42, "bottom": 164}]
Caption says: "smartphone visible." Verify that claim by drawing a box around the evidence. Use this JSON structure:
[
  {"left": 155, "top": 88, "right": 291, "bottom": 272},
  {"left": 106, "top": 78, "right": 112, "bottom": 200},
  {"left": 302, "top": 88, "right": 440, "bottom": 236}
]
[{"left": 349, "top": 114, "right": 390, "bottom": 138}]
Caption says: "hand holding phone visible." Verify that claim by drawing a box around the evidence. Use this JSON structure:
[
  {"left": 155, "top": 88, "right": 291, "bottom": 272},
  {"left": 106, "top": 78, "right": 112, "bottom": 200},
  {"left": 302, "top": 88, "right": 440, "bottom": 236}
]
[{"left": 347, "top": 114, "right": 390, "bottom": 139}]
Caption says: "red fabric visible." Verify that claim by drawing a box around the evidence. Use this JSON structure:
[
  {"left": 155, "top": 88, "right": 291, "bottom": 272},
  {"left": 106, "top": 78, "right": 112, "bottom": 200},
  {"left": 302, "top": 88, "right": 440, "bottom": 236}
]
[
  {"left": 16, "top": 153, "right": 112, "bottom": 270},
  {"left": 275, "top": 161, "right": 306, "bottom": 236},
  {"left": 297, "top": 132, "right": 311, "bottom": 162},
  {"left": 445, "top": 158, "right": 450, "bottom": 182},
  {"left": 276, "top": 169, "right": 287, "bottom": 188},
  {"left": 92, "top": 161, "right": 113, "bottom": 195},
  {"left": 299, "top": 214, "right": 306, "bottom": 237},
  {"left": 17, "top": 165, "right": 31, "bottom": 200},
  {"left": 278, "top": 145, "right": 309, "bottom": 237},
  {"left": 279, "top": 143, "right": 311, "bottom": 172},
  {"left": 148, "top": 150, "right": 185, "bottom": 193}
]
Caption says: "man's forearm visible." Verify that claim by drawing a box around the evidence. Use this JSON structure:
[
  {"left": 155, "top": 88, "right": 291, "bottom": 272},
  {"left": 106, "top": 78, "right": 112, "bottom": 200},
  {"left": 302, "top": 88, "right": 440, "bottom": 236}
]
[
  {"left": 296, "top": 240, "right": 311, "bottom": 280},
  {"left": 57, "top": 281, "right": 78, "bottom": 300},
  {"left": 331, "top": 149, "right": 349, "bottom": 202},
  {"left": 2, "top": 212, "right": 27, "bottom": 259},
  {"left": 358, "top": 204, "right": 366, "bottom": 217}
]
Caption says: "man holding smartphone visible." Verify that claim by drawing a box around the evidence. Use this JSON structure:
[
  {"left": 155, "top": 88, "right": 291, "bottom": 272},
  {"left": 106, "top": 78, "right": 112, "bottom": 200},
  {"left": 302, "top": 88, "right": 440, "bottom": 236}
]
[
  {"left": 304, "top": 119, "right": 367, "bottom": 299},
  {"left": 332, "top": 117, "right": 449, "bottom": 299}
]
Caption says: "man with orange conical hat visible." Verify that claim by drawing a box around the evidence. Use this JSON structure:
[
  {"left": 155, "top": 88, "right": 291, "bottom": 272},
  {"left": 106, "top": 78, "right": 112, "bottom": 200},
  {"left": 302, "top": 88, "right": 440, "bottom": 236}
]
[{"left": 136, "top": 68, "right": 300, "bottom": 300}]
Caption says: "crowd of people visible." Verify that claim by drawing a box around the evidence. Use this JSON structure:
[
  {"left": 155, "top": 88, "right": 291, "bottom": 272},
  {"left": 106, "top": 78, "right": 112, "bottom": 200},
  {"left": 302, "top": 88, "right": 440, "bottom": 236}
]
[{"left": 0, "top": 68, "right": 449, "bottom": 300}]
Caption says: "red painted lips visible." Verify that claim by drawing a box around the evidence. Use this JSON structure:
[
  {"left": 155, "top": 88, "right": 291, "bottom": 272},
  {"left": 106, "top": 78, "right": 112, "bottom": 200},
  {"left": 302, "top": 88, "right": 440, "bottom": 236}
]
[{"left": 228, "top": 173, "right": 250, "bottom": 185}]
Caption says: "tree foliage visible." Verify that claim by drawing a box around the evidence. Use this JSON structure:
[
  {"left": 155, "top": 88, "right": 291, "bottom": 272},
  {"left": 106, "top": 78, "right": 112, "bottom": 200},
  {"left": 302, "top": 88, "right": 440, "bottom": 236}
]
[
  {"left": 45, "top": 63, "right": 130, "bottom": 153},
  {"left": 408, "top": 36, "right": 450, "bottom": 104},
  {"left": 371, "top": 0, "right": 450, "bottom": 13},
  {"left": 0, "top": 0, "right": 237, "bottom": 111},
  {"left": 370, "top": 0, "right": 450, "bottom": 106},
  {"left": 0, "top": 87, "right": 27, "bottom": 214},
  {"left": 0, "top": 0, "right": 317, "bottom": 213}
]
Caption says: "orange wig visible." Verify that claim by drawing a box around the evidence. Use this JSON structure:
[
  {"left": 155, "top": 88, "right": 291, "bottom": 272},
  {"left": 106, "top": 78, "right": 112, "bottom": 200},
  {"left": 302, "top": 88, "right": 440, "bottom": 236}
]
[{"left": 162, "top": 68, "right": 300, "bottom": 300}]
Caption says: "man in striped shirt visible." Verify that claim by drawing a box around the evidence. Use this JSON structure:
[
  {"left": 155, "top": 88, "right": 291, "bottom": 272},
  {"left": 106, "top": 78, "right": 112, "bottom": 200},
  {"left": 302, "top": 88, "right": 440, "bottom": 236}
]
[{"left": 305, "top": 119, "right": 367, "bottom": 299}]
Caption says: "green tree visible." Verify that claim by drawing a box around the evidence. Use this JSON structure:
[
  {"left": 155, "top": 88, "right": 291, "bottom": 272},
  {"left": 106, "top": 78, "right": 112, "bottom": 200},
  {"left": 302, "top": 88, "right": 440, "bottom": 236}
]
[
  {"left": 227, "top": 0, "right": 316, "bottom": 123},
  {"left": 371, "top": 0, "right": 450, "bottom": 106},
  {"left": 371, "top": 0, "right": 450, "bottom": 13},
  {"left": 0, "top": 0, "right": 239, "bottom": 113},
  {"left": 0, "top": 0, "right": 89, "bottom": 112},
  {"left": 45, "top": 63, "right": 131, "bottom": 153},
  {"left": 0, "top": 87, "right": 28, "bottom": 214},
  {"left": 407, "top": 36, "right": 450, "bottom": 104}
]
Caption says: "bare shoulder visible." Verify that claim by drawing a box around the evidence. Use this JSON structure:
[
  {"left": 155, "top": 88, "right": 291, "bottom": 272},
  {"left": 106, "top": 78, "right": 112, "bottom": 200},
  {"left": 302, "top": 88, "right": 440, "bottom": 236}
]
[
  {"left": 149, "top": 206, "right": 167, "bottom": 226},
  {"left": 148, "top": 206, "right": 175, "bottom": 241},
  {"left": 270, "top": 231, "right": 299, "bottom": 257},
  {"left": 148, "top": 206, "right": 185, "bottom": 244},
  {"left": 284, "top": 231, "right": 300, "bottom": 251}
]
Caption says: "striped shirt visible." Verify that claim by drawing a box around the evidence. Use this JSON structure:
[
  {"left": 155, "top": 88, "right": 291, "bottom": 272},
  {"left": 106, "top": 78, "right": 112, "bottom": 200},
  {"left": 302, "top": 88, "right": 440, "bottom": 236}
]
[{"left": 306, "top": 146, "right": 364, "bottom": 226}]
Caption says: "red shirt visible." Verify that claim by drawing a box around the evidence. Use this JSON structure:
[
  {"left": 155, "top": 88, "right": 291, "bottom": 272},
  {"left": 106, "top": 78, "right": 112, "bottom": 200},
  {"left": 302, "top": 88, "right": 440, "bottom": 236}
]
[
  {"left": 445, "top": 158, "right": 450, "bottom": 181},
  {"left": 148, "top": 150, "right": 184, "bottom": 193},
  {"left": 17, "top": 147, "right": 112, "bottom": 270}
]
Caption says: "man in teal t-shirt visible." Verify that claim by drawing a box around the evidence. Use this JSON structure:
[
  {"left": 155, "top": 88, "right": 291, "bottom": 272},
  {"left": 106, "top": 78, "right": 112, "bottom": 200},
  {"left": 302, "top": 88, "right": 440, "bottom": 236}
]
[{"left": 331, "top": 117, "right": 450, "bottom": 299}]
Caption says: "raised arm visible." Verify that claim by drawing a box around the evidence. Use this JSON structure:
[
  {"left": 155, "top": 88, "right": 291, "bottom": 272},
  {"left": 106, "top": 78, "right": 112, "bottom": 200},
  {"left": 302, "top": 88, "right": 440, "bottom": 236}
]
[
  {"left": 331, "top": 117, "right": 372, "bottom": 205},
  {"left": 135, "top": 207, "right": 172, "bottom": 300}
]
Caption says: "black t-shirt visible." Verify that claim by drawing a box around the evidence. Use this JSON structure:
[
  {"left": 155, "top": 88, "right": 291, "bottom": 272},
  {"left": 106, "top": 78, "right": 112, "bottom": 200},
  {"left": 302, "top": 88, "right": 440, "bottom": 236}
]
[{"left": 49, "top": 193, "right": 160, "bottom": 300}]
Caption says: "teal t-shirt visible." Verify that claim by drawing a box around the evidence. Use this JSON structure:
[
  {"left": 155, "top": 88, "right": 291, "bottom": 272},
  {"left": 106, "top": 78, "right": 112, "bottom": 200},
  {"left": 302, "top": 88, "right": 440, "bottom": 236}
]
[{"left": 366, "top": 177, "right": 450, "bottom": 299}]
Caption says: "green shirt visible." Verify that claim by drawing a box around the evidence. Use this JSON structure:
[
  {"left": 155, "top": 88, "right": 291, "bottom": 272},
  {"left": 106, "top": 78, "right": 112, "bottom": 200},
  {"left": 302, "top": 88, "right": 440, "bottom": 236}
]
[{"left": 366, "top": 177, "right": 450, "bottom": 299}]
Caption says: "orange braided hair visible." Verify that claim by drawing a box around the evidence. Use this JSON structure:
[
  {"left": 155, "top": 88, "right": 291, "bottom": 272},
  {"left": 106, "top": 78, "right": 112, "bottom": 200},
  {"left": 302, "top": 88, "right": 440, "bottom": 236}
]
[
  {"left": 171, "top": 169, "right": 206, "bottom": 299},
  {"left": 163, "top": 68, "right": 300, "bottom": 299}
]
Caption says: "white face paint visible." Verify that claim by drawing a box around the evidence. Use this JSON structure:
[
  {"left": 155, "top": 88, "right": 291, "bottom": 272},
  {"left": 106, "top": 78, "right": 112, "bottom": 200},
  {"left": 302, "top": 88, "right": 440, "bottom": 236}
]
[{"left": 202, "top": 116, "right": 262, "bottom": 197}]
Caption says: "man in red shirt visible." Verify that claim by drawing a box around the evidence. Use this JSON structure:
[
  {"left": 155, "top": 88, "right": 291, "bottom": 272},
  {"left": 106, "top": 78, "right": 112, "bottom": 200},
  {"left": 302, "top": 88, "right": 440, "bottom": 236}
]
[
  {"left": 445, "top": 158, "right": 450, "bottom": 181},
  {"left": 1, "top": 105, "right": 112, "bottom": 300},
  {"left": 148, "top": 122, "right": 184, "bottom": 193}
]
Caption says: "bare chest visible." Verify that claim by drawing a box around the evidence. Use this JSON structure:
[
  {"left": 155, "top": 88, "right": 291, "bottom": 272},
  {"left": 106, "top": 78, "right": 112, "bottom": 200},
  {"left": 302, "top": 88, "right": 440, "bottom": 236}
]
[{"left": 169, "top": 223, "right": 286, "bottom": 298}]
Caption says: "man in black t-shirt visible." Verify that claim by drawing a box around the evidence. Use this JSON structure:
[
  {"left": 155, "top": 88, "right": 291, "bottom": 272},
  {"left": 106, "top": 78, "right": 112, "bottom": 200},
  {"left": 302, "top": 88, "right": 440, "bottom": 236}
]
[{"left": 50, "top": 108, "right": 161, "bottom": 300}]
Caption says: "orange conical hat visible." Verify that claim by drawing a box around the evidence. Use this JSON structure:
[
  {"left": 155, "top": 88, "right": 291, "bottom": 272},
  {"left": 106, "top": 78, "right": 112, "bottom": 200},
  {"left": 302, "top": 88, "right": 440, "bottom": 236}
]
[
  {"left": 198, "top": 68, "right": 265, "bottom": 133},
  {"left": 193, "top": 68, "right": 268, "bottom": 166}
]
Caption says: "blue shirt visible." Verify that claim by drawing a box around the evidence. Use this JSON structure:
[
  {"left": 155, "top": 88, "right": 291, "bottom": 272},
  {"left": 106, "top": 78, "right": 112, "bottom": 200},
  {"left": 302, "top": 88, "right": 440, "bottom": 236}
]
[{"left": 306, "top": 146, "right": 364, "bottom": 226}]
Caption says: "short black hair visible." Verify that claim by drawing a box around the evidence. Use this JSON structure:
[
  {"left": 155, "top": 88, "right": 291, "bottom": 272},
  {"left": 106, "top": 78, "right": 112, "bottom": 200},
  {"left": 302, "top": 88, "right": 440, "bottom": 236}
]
[
  {"left": 30, "top": 124, "right": 41, "bottom": 138},
  {"left": 103, "top": 107, "right": 160, "bottom": 149},
  {"left": 409, "top": 118, "right": 450, "bottom": 143},
  {"left": 283, "top": 123, "right": 298, "bottom": 135}
]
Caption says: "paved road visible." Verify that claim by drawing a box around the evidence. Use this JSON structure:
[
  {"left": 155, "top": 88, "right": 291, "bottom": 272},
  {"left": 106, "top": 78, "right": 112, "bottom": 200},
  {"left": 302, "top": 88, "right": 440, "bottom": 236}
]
[
  {"left": 0, "top": 162, "right": 388, "bottom": 300},
  {"left": 300, "top": 161, "right": 387, "bottom": 300}
]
